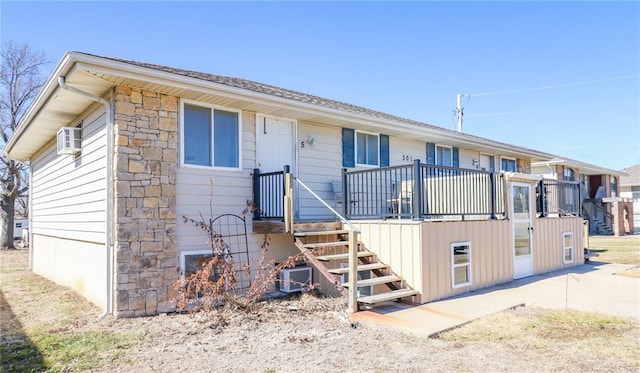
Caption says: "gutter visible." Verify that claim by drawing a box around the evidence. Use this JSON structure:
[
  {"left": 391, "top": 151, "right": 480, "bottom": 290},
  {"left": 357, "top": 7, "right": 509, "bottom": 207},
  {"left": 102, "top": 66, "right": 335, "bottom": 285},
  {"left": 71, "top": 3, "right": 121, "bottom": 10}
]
[{"left": 57, "top": 76, "right": 113, "bottom": 320}]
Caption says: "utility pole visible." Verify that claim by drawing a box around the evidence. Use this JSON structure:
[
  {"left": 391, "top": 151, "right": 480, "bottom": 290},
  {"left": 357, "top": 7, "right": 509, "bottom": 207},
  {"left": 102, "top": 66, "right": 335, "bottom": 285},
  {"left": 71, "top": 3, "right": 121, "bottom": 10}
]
[{"left": 456, "top": 93, "right": 464, "bottom": 132}]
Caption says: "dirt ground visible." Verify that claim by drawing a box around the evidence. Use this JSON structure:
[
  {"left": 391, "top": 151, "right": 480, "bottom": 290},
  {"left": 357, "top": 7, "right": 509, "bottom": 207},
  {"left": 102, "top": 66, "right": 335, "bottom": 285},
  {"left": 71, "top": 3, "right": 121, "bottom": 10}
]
[{"left": 2, "top": 247, "right": 639, "bottom": 372}]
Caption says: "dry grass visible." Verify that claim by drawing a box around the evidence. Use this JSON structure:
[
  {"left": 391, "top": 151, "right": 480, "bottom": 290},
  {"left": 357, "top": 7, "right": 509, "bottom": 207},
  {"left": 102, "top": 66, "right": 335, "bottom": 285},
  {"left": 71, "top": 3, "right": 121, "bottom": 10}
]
[
  {"left": 588, "top": 235, "right": 640, "bottom": 266},
  {"left": 2, "top": 246, "right": 639, "bottom": 372}
]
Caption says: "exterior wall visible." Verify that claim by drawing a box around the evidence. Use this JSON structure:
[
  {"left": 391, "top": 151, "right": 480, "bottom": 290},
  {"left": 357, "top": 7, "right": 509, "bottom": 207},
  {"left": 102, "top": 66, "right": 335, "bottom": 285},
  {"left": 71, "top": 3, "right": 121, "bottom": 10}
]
[
  {"left": 533, "top": 217, "right": 585, "bottom": 274},
  {"left": 29, "top": 103, "right": 108, "bottom": 309},
  {"left": 112, "top": 86, "right": 179, "bottom": 317},
  {"left": 31, "top": 104, "right": 107, "bottom": 243},
  {"left": 352, "top": 221, "right": 423, "bottom": 300},
  {"left": 32, "top": 234, "right": 107, "bottom": 308},
  {"left": 420, "top": 220, "right": 512, "bottom": 302}
]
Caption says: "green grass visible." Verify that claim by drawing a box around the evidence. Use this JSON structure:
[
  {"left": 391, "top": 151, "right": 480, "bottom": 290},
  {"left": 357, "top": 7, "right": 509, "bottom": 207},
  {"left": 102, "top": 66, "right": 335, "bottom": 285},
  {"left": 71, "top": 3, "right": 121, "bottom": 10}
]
[{"left": 1, "top": 331, "right": 135, "bottom": 372}]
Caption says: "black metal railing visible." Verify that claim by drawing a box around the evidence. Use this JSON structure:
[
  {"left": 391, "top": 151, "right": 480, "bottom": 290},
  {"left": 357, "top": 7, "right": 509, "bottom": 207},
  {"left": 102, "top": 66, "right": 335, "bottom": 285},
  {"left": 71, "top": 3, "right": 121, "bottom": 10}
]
[
  {"left": 343, "top": 160, "right": 505, "bottom": 220},
  {"left": 536, "top": 178, "right": 581, "bottom": 216},
  {"left": 252, "top": 165, "right": 289, "bottom": 220}
]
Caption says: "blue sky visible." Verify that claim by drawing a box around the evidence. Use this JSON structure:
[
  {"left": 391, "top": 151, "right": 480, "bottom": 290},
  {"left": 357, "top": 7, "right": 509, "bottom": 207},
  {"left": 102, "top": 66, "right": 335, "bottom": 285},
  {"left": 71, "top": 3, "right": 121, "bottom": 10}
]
[{"left": 1, "top": 1, "right": 638, "bottom": 171}]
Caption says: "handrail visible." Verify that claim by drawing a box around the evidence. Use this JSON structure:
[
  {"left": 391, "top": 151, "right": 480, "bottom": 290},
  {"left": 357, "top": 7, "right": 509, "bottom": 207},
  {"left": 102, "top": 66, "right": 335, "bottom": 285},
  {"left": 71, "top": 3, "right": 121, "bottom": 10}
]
[{"left": 294, "top": 177, "right": 361, "bottom": 234}]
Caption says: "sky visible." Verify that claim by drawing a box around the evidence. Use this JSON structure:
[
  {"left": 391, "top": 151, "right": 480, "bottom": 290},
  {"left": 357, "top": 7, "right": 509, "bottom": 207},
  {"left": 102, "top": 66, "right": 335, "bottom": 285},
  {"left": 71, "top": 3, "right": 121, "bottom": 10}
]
[{"left": 1, "top": 1, "right": 638, "bottom": 171}]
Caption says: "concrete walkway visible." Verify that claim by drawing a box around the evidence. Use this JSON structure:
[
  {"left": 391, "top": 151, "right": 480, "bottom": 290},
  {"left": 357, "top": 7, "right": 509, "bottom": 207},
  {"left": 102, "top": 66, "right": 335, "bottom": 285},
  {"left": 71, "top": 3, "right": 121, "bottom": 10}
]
[{"left": 351, "top": 261, "right": 640, "bottom": 337}]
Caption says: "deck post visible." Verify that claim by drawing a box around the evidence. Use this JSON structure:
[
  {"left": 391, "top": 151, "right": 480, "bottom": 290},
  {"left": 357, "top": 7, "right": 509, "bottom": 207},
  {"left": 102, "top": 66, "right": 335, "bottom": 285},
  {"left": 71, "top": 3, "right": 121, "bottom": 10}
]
[
  {"left": 489, "top": 171, "right": 497, "bottom": 220},
  {"left": 412, "top": 159, "right": 422, "bottom": 220},
  {"left": 538, "top": 180, "right": 547, "bottom": 217},
  {"left": 347, "top": 230, "right": 358, "bottom": 313},
  {"left": 341, "top": 168, "right": 348, "bottom": 217},
  {"left": 283, "top": 165, "right": 293, "bottom": 234},
  {"left": 252, "top": 168, "right": 261, "bottom": 221}
]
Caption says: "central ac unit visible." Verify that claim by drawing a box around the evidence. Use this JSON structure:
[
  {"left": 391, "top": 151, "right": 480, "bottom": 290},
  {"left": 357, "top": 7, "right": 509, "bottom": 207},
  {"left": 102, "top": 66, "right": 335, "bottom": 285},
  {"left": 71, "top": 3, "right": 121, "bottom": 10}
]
[
  {"left": 57, "top": 127, "right": 82, "bottom": 155},
  {"left": 280, "top": 267, "right": 312, "bottom": 293}
]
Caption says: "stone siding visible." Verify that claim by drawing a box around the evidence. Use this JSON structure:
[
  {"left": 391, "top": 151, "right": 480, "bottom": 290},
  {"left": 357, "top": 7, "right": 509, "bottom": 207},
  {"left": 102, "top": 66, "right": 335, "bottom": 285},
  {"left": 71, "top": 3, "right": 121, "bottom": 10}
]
[{"left": 113, "top": 86, "right": 179, "bottom": 317}]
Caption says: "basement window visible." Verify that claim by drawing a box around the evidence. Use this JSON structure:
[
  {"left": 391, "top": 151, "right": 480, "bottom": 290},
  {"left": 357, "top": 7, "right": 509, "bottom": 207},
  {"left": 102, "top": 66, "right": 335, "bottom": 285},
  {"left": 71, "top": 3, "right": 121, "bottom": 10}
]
[
  {"left": 563, "top": 232, "right": 574, "bottom": 264},
  {"left": 451, "top": 242, "right": 472, "bottom": 288}
]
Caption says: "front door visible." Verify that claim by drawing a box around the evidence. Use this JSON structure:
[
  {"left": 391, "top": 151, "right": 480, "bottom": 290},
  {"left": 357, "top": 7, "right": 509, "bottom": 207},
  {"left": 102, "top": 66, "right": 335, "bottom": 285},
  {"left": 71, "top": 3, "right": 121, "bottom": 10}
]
[
  {"left": 256, "top": 115, "right": 295, "bottom": 172},
  {"left": 512, "top": 182, "right": 534, "bottom": 279}
]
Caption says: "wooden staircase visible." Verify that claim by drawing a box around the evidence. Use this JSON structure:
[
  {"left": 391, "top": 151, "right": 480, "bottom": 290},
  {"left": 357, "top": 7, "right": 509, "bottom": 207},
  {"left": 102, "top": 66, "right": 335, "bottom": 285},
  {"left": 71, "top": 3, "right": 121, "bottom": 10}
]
[{"left": 293, "top": 229, "right": 419, "bottom": 310}]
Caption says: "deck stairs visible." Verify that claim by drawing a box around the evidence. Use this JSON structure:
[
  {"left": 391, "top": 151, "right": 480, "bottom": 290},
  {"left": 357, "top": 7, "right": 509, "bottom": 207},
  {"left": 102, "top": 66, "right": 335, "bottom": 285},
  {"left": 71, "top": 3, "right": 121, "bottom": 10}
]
[
  {"left": 293, "top": 228, "right": 418, "bottom": 309},
  {"left": 592, "top": 218, "right": 614, "bottom": 235}
]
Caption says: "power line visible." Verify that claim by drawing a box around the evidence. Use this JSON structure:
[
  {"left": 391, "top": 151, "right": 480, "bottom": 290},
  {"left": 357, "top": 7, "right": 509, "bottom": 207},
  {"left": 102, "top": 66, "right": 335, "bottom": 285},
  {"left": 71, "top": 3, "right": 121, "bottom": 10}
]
[
  {"left": 465, "top": 99, "right": 639, "bottom": 118},
  {"left": 467, "top": 74, "right": 639, "bottom": 97}
]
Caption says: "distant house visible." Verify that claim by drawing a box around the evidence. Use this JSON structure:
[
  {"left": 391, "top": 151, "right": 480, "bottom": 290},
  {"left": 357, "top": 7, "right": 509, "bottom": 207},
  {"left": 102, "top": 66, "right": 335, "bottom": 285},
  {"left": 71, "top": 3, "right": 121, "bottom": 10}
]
[
  {"left": 3, "top": 52, "right": 623, "bottom": 318},
  {"left": 620, "top": 164, "right": 640, "bottom": 234},
  {"left": 531, "top": 159, "right": 630, "bottom": 236}
]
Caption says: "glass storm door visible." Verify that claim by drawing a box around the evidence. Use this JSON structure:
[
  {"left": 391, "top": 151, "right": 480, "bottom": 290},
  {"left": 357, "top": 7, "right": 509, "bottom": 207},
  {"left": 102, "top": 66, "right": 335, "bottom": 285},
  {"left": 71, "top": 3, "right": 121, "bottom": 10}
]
[{"left": 512, "top": 183, "right": 534, "bottom": 279}]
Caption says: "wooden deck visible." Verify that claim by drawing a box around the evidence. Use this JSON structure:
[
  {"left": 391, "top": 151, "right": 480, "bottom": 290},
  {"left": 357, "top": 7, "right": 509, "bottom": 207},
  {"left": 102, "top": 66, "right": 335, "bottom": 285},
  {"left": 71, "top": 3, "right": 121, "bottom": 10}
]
[{"left": 252, "top": 219, "right": 342, "bottom": 234}]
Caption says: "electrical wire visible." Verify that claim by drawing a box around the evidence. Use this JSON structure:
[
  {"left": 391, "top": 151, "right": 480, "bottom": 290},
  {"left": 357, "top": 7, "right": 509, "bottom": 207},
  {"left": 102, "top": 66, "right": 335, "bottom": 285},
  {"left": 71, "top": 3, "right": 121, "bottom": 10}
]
[
  {"left": 467, "top": 74, "right": 639, "bottom": 97},
  {"left": 465, "top": 99, "right": 639, "bottom": 118}
]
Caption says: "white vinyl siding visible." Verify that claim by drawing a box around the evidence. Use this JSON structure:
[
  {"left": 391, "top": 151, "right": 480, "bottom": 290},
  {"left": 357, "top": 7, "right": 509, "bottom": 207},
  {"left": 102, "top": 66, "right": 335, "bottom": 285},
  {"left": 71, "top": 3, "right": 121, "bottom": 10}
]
[{"left": 30, "top": 106, "right": 107, "bottom": 244}]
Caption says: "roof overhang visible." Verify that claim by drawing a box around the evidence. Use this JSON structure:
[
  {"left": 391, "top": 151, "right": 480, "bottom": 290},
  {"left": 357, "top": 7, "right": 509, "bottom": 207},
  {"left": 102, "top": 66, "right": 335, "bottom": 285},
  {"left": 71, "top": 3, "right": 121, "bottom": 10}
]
[
  {"left": 3, "top": 52, "right": 573, "bottom": 164},
  {"left": 531, "top": 158, "right": 628, "bottom": 177}
]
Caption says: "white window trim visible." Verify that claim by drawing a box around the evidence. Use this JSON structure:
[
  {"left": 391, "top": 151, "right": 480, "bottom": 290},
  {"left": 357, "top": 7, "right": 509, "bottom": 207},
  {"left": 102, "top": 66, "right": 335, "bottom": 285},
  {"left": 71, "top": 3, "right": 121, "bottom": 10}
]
[
  {"left": 355, "top": 130, "right": 380, "bottom": 167},
  {"left": 179, "top": 248, "right": 213, "bottom": 280},
  {"left": 436, "top": 144, "right": 453, "bottom": 167},
  {"left": 562, "top": 232, "right": 574, "bottom": 264},
  {"left": 451, "top": 241, "right": 472, "bottom": 289},
  {"left": 179, "top": 99, "right": 243, "bottom": 171},
  {"left": 500, "top": 156, "right": 517, "bottom": 172},
  {"left": 479, "top": 153, "right": 496, "bottom": 172}
]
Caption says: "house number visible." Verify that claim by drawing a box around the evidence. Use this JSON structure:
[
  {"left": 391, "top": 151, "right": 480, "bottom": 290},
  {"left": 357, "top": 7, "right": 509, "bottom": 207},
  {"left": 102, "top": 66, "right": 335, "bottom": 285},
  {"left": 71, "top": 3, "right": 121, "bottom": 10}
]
[
  {"left": 300, "top": 141, "right": 305, "bottom": 148},
  {"left": 402, "top": 155, "right": 413, "bottom": 161}
]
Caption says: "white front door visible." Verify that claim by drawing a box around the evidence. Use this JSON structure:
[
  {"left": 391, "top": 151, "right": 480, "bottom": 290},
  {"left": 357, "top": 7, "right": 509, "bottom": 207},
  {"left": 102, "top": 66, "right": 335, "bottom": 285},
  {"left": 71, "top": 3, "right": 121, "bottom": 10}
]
[
  {"left": 256, "top": 115, "right": 295, "bottom": 173},
  {"left": 512, "top": 182, "right": 534, "bottom": 279}
]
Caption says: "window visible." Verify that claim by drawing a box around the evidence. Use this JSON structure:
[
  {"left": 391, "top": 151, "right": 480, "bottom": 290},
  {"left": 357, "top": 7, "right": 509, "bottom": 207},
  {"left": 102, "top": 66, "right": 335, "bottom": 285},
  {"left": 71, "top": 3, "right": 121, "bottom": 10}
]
[
  {"left": 182, "top": 102, "right": 240, "bottom": 169},
  {"left": 436, "top": 145, "right": 453, "bottom": 167},
  {"left": 179, "top": 249, "right": 214, "bottom": 280},
  {"left": 356, "top": 131, "right": 379, "bottom": 166},
  {"left": 501, "top": 157, "right": 517, "bottom": 172},
  {"left": 563, "top": 167, "right": 575, "bottom": 181},
  {"left": 479, "top": 154, "right": 495, "bottom": 171},
  {"left": 562, "top": 232, "right": 574, "bottom": 264},
  {"left": 451, "top": 242, "right": 472, "bottom": 288}
]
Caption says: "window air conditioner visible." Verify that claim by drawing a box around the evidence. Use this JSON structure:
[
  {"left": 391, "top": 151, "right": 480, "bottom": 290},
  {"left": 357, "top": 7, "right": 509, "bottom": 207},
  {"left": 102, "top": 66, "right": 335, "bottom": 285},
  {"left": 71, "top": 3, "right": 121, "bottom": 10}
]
[
  {"left": 56, "top": 127, "right": 82, "bottom": 155},
  {"left": 280, "top": 267, "right": 312, "bottom": 293}
]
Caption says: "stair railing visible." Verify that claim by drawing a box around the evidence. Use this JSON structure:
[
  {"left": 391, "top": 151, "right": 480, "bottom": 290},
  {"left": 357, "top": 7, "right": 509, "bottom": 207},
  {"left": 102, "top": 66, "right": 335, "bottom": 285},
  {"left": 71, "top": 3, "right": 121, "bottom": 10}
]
[{"left": 292, "top": 175, "right": 361, "bottom": 312}]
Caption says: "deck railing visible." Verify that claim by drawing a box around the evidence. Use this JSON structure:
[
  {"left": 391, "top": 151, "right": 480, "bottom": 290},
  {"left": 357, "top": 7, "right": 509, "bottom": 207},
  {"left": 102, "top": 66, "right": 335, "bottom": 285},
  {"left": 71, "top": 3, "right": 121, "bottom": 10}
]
[
  {"left": 536, "top": 178, "right": 581, "bottom": 217},
  {"left": 343, "top": 160, "right": 506, "bottom": 220},
  {"left": 252, "top": 166, "right": 289, "bottom": 221}
]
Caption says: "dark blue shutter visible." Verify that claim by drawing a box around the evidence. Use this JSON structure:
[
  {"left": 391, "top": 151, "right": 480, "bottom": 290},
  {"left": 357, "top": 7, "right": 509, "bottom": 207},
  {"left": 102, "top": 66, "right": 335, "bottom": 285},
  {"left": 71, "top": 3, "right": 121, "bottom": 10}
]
[
  {"left": 342, "top": 128, "right": 355, "bottom": 168},
  {"left": 380, "top": 134, "right": 390, "bottom": 167},
  {"left": 452, "top": 147, "right": 459, "bottom": 167},
  {"left": 426, "top": 143, "right": 435, "bottom": 164}
]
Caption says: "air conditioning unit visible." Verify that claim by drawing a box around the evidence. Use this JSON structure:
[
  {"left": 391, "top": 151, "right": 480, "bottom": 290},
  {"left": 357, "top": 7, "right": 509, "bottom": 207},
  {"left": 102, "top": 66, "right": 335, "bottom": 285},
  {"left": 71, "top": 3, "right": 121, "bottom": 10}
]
[
  {"left": 56, "top": 127, "right": 82, "bottom": 155},
  {"left": 280, "top": 267, "right": 312, "bottom": 293}
]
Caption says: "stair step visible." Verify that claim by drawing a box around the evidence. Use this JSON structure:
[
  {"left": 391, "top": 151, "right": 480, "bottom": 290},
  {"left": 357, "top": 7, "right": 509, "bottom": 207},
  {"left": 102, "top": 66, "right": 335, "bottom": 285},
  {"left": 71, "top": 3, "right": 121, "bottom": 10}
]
[
  {"left": 294, "top": 230, "right": 350, "bottom": 237},
  {"left": 357, "top": 289, "right": 419, "bottom": 304},
  {"left": 317, "top": 251, "right": 373, "bottom": 261},
  {"left": 343, "top": 275, "right": 402, "bottom": 288},
  {"left": 304, "top": 241, "right": 349, "bottom": 249},
  {"left": 329, "top": 263, "right": 388, "bottom": 275}
]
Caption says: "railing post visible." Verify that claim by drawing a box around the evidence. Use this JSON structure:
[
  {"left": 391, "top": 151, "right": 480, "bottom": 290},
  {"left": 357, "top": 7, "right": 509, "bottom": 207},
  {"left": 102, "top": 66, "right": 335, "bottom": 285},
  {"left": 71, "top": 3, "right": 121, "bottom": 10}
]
[
  {"left": 489, "top": 171, "right": 497, "bottom": 220},
  {"left": 283, "top": 165, "right": 293, "bottom": 234},
  {"left": 252, "top": 168, "right": 261, "bottom": 221},
  {"left": 412, "top": 159, "right": 422, "bottom": 219},
  {"left": 341, "top": 168, "right": 348, "bottom": 218},
  {"left": 539, "top": 180, "right": 547, "bottom": 217},
  {"left": 347, "top": 230, "right": 358, "bottom": 313}
]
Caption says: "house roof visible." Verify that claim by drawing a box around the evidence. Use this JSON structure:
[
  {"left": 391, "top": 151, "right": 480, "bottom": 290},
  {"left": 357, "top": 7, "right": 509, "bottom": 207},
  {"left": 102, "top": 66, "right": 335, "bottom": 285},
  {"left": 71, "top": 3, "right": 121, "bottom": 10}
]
[
  {"left": 1, "top": 51, "right": 624, "bottom": 178},
  {"left": 620, "top": 164, "right": 640, "bottom": 186}
]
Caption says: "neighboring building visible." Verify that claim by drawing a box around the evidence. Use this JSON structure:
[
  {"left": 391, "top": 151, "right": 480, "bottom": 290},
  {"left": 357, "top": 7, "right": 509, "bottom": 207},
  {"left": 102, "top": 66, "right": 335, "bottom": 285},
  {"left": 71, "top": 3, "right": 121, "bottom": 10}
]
[
  {"left": 620, "top": 164, "right": 640, "bottom": 234},
  {"left": 531, "top": 159, "right": 630, "bottom": 236},
  {"left": 14, "top": 218, "right": 28, "bottom": 240},
  {"left": 4, "top": 52, "right": 619, "bottom": 318}
]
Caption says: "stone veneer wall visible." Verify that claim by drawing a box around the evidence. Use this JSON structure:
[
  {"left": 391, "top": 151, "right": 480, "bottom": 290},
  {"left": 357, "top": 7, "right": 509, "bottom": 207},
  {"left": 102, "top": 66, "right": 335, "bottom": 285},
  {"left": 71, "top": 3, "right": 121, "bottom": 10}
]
[
  {"left": 516, "top": 158, "right": 531, "bottom": 174},
  {"left": 113, "top": 86, "right": 179, "bottom": 317}
]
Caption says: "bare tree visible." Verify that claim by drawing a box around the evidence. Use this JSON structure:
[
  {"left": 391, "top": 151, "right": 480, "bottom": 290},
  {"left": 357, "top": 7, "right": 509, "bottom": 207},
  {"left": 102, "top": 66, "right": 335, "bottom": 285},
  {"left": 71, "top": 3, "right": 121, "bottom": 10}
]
[{"left": 0, "top": 42, "right": 48, "bottom": 249}]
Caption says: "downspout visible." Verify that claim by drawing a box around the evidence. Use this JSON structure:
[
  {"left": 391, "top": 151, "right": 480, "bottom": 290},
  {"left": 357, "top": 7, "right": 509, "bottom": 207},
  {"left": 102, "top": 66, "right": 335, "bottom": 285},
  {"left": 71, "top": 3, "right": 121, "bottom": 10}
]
[
  {"left": 57, "top": 77, "right": 113, "bottom": 319},
  {"left": 27, "top": 161, "right": 33, "bottom": 270}
]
